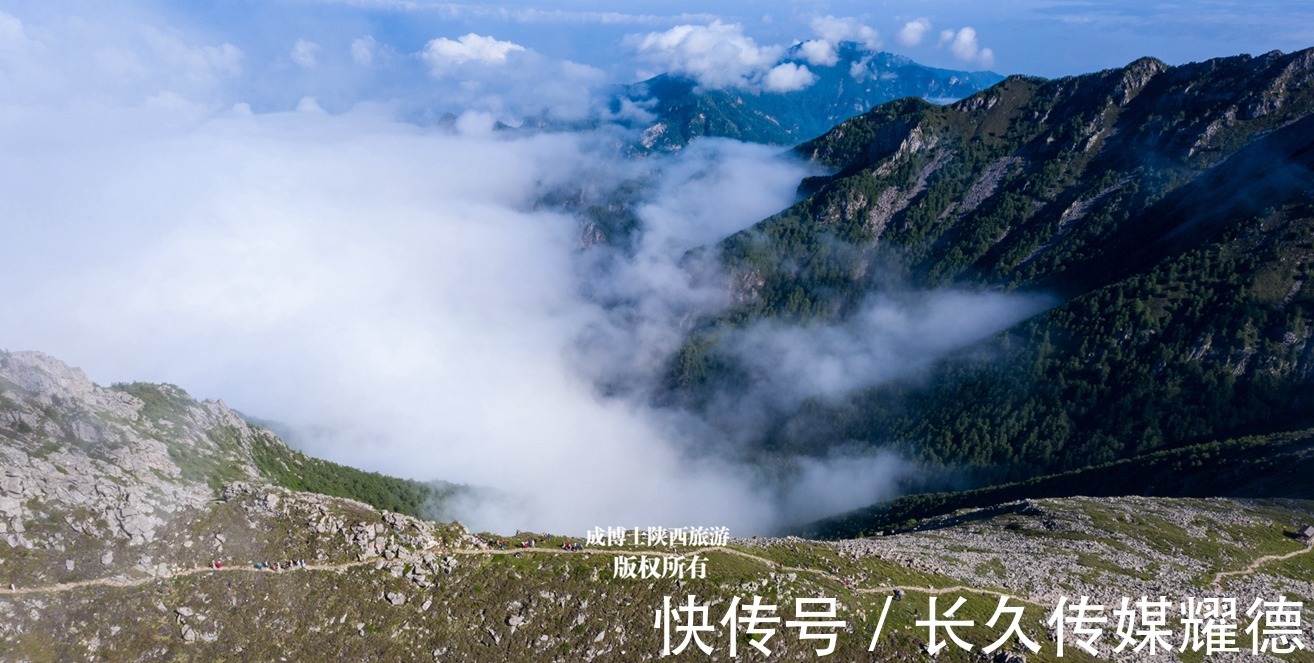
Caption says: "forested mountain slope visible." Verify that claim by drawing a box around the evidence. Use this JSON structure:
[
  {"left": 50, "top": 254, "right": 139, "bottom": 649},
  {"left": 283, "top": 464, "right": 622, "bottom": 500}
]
[{"left": 672, "top": 48, "right": 1314, "bottom": 489}]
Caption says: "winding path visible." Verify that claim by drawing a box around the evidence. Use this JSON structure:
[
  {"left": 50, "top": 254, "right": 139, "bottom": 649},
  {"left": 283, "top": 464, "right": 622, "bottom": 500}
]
[
  {"left": 0, "top": 544, "right": 1024, "bottom": 603},
  {"left": 1210, "top": 539, "right": 1314, "bottom": 588},
  {"left": 7, "top": 538, "right": 1304, "bottom": 604}
]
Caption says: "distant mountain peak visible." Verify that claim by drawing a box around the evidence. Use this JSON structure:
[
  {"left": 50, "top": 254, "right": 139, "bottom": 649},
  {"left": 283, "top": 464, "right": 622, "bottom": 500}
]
[{"left": 609, "top": 51, "right": 1004, "bottom": 151}]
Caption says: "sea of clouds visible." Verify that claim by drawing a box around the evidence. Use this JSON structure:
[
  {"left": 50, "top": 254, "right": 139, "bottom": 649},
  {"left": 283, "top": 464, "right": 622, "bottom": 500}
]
[{"left": 0, "top": 4, "right": 1042, "bottom": 534}]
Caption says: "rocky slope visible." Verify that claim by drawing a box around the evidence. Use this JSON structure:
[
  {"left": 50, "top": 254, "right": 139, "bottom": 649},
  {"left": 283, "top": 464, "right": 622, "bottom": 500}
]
[
  {"left": 0, "top": 351, "right": 1311, "bottom": 661},
  {"left": 0, "top": 351, "right": 254, "bottom": 557}
]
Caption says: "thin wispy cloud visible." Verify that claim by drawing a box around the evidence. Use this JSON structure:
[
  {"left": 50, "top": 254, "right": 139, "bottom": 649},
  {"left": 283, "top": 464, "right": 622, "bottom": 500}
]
[
  {"left": 0, "top": 9, "right": 243, "bottom": 108},
  {"left": 350, "top": 36, "right": 378, "bottom": 65},
  {"left": 415, "top": 33, "right": 604, "bottom": 120},
  {"left": 291, "top": 39, "right": 321, "bottom": 68},
  {"left": 313, "top": 0, "right": 719, "bottom": 25}
]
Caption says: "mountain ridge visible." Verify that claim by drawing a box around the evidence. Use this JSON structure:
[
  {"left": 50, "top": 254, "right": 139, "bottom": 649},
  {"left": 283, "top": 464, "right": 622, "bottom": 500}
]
[
  {"left": 663, "top": 47, "right": 1314, "bottom": 498},
  {"left": 603, "top": 42, "right": 1003, "bottom": 151},
  {"left": 1, "top": 349, "right": 1312, "bottom": 660}
]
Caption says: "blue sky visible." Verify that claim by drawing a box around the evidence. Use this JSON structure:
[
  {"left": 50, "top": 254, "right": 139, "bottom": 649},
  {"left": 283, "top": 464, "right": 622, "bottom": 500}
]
[
  {"left": 7, "top": 0, "right": 1310, "bottom": 118},
  {"left": 161, "top": 1, "right": 1313, "bottom": 75}
]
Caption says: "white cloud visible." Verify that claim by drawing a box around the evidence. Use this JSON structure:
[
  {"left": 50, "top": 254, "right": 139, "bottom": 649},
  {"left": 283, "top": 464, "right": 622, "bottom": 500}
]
[
  {"left": 810, "top": 15, "right": 880, "bottom": 51},
  {"left": 0, "top": 10, "right": 242, "bottom": 108},
  {"left": 295, "top": 96, "right": 324, "bottom": 113},
  {"left": 602, "top": 96, "right": 657, "bottom": 125},
  {"left": 0, "top": 97, "right": 842, "bottom": 533},
  {"left": 0, "top": 1, "right": 1039, "bottom": 537},
  {"left": 422, "top": 33, "right": 526, "bottom": 73},
  {"left": 797, "top": 39, "right": 837, "bottom": 67},
  {"left": 422, "top": 48, "right": 604, "bottom": 121},
  {"left": 350, "top": 36, "right": 377, "bottom": 65},
  {"left": 792, "top": 15, "right": 880, "bottom": 72},
  {"left": 291, "top": 39, "right": 320, "bottom": 68},
  {"left": 626, "top": 21, "right": 782, "bottom": 90},
  {"left": 318, "top": 2, "right": 719, "bottom": 27},
  {"left": 939, "top": 27, "right": 995, "bottom": 68},
  {"left": 762, "top": 62, "right": 816, "bottom": 92},
  {"left": 897, "top": 18, "right": 932, "bottom": 47},
  {"left": 0, "top": 11, "right": 38, "bottom": 61},
  {"left": 416, "top": 33, "right": 604, "bottom": 120},
  {"left": 725, "top": 291, "right": 1050, "bottom": 408},
  {"left": 454, "top": 109, "right": 496, "bottom": 135}
]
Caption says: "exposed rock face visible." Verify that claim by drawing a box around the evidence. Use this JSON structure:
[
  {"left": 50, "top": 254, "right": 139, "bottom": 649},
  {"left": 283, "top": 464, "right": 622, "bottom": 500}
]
[
  {"left": 0, "top": 352, "right": 280, "bottom": 551},
  {"left": 0, "top": 351, "right": 461, "bottom": 582}
]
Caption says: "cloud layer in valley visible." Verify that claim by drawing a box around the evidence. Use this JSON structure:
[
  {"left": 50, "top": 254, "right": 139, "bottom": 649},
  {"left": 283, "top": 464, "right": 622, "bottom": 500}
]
[{"left": 0, "top": 4, "right": 1050, "bottom": 535}]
